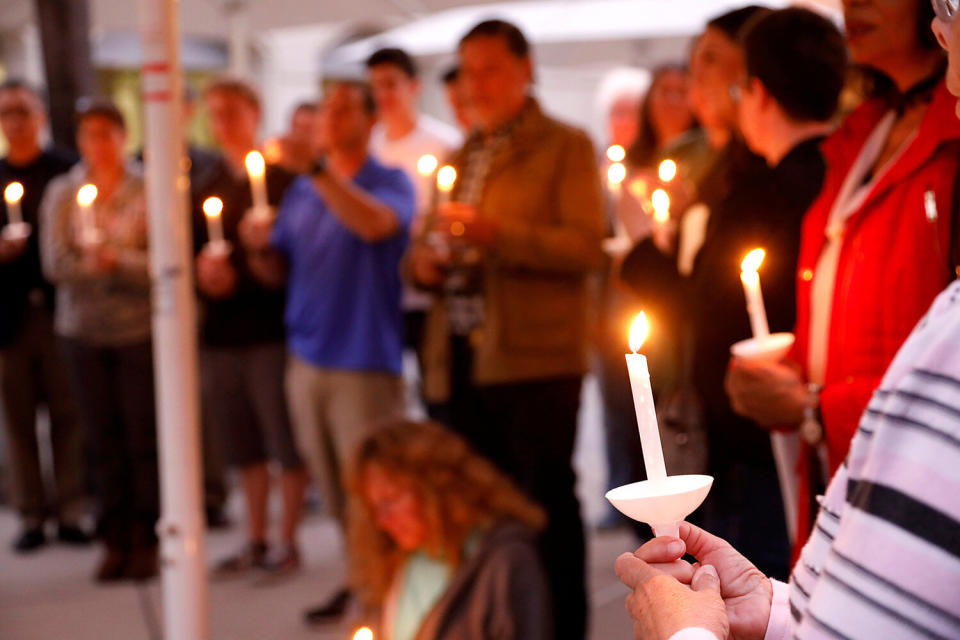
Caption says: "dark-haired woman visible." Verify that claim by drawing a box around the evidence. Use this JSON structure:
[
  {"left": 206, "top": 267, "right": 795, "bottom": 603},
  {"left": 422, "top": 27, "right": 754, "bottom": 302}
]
[{"left": 727, "top": 0, "right": 960, "bottom": 557}]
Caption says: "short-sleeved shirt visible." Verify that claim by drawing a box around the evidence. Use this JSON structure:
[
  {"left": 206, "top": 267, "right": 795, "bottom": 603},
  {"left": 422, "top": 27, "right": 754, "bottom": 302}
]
[
  {"left": 270, "top": 157, "right": 415, "bottom": 374},
  {"left": 190, "top": 156, "right": 295, "bottom": 347}
]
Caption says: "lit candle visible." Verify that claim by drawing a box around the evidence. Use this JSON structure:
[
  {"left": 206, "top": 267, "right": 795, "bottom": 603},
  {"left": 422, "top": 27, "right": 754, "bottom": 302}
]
[
  {"left": 658, "top": 159, "right": 678, "bottom": 183},
  {"left": 203, "top": 197, "right": 225, "bottom": 246},
  {"left": 740, "top": 248, "right": 770, "bottom": 338},
  {"left": 625, "top": 312, "right": 667, "bottom": 487},
  {"left": 245, "top": 150, "right": 269, "bottom": 218},
  {"left": 607, "top": 162, "right": 627, "bottom": 192},
  {"left": 436, "top": 165, "right": 457, "bottom": 204},
  {"left": 606, "top": 144, "right": 626, "bottom": 163},
  {"left": 651, "top": 188, "right": 670, "bottom": 224},
  {"left": 4, "top": 182, "right": 24, "bottom": 226},
  {"left": 76, "top": 183, "right": 99, "bottom": 244},
  {"left": 417, "top": 154, "right": 439, "bottom": 177},
  {"left": 352, "top": 628, "right": 373, "bottom": 640}
]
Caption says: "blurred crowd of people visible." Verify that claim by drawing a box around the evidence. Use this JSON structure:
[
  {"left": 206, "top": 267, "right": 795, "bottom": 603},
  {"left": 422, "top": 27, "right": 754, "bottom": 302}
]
[{"left": 1, "top": 1, "right": 960, "bottom": 639}]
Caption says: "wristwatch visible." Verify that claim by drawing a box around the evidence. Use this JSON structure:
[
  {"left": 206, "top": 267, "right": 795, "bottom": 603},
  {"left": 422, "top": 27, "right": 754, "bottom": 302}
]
[
  {"left": 800, "top": 383, "right": 824, "bottom": 445},
  {"left": 310, "top": 155, "right": 328, "bottom": 177}
]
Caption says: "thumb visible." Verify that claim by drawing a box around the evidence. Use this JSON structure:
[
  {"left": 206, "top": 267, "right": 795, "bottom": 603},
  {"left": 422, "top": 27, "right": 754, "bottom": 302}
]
[{"left": 691, "top": 564, "right": 720, "bottom": 593}]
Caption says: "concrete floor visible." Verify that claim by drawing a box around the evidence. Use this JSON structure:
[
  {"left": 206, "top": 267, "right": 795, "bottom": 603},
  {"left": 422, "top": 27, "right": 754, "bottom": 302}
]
[{"left": 0, "top": 376, "right": 640, "bottom": 639}]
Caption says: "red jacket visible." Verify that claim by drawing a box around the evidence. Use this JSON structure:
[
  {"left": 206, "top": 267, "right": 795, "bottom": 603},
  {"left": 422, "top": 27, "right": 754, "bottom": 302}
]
[{"left": 791, "top": 81, "right": 960, "bottom": 554}]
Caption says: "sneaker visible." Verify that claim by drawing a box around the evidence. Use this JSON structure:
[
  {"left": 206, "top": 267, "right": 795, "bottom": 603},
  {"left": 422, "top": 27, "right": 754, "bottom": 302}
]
[
  {"left": 205, "top": 505, "right": 231, "bottom": 530},
  {"left": 57, "top": 524, "right": 93, "bottom": 546},
  {"left": 212, "top": 541, "right": 268, "bottom": 578},
  {"left": 303, "top": 587, "right": 352, "bottom": 626},
  {"left": 13, "top": 527, "right": 46, "bottom": 553},
  {"left": 253, "top": 544, "right": 301, "bottom": 586}
]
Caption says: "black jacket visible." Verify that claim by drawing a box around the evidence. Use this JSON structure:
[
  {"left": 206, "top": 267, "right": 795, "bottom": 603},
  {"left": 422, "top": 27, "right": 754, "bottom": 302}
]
[{"left": 621, "top": 137, "right": 826, "bottom": 469}]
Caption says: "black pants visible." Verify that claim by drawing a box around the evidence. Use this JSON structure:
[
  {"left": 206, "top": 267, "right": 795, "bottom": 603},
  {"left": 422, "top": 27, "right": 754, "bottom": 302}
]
[
  {"left": 445, "top": 336, "right": 588, "bottom": 639},
  {"left": 60, "top": 338, "right": 159, "bottom": 549}
]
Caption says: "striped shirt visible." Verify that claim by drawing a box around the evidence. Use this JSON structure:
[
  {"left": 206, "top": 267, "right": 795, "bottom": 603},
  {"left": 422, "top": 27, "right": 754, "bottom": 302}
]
[{"left": 764, "top": 279, "right": 960, "bottom": 640}]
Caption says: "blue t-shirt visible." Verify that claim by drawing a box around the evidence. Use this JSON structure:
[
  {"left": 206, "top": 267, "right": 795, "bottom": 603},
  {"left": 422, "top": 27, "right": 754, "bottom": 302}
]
[{"left": 271, "top": 158, "right": 415, "bottom": 374}]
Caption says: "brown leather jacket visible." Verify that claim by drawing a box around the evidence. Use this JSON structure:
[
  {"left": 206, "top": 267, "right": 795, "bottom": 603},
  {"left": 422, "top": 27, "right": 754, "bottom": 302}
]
[{"left": 417, "top": 100, "right": 605, "bottom": 401}]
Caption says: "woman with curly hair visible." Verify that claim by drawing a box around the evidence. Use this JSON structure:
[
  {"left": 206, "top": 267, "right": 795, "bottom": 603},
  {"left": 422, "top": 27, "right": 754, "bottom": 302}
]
[{"left": 346, "top": 420, "right": 552, "bottom": 640}]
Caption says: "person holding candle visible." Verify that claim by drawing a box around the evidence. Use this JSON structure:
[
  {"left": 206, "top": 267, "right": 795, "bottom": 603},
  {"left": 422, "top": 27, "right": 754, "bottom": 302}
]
[
  {"left": 192, "top": 76, "right": 307, "bottom": 577},
  {"left": 366, "top": 48, "right": 462, "bottom": 415},
  {"left": 726, "top": 0, "right": 960, "bottom": 557},
  {"left": 39, "top": 98, "right": 157, "bottom": 581},
  {"left": 0, "top": 78, "right": 86, "bottom": 553},
  {"left": 620, "top": 6, "right": 847, "bottom": 579},
  {"left": 408, "top": 20, "right": 606, "bottom": 638},
  {"left": 346, "top": 420, "right": 552, "bottom": 640},
  {"left": 238, "top": 79, "right": 415, "bottom": 624}
]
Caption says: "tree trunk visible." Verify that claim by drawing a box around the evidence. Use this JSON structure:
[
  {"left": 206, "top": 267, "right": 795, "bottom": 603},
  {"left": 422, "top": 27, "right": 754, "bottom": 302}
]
[{"left": 33, "top": 0, "right": 95, "bottom": 150}]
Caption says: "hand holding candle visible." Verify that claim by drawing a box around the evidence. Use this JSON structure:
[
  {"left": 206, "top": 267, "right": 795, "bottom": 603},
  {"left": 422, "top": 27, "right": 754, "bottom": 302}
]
[
  {"left": 245, "top": 151, "right": 270, "bottom": 219},
  {"left": 740, "top": 248, "right": 770, "bottom": 338}
]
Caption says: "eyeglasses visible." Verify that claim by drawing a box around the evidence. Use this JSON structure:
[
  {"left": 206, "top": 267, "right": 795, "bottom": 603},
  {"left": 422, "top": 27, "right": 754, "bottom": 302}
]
[{"left": 933, "top": 0, "right": 959, "bottom": 22}]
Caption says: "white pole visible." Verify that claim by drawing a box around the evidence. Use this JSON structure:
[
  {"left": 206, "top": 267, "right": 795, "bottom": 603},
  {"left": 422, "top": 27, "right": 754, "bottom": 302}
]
[{"left": 137, "top": 0, "right": 208, "bottom": 638}]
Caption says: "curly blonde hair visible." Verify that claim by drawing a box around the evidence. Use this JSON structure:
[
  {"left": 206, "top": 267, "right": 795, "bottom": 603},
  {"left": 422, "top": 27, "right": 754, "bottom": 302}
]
[{"left": 345, "top": 420, "right": 546, "bottom": 606}]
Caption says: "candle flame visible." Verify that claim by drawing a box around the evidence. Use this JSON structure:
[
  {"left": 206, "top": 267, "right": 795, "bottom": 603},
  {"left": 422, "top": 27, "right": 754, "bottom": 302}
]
[
  {"left": 203, "top": 197, "right": 223, "bottom": 219},
  {"left": 245, "top": 151, "right": 266, "bottom": 178},
  {"left": 741, "top": 248, "right": 765, "bottom": 274},
  {"left": 417, "top": 154, "right": 439, "bottom": 176},
  {"left": 606, "top": 145, "right": 626, "bottom": 163},
  {"left": 76, "top": 184, "right": 98, "bottom": 207},
  {"left": 4, "top": 182, "right": 24, "bottom": 204},
  {"left": 437, "top": 165, "right": 457, "bottom": 192},
  {"left": 651, "top": 188, "right": 670, "bottom": 222},
  {"left": 658, "top": 159, "right": 678, "bottom": 183},
  {"left": 629, "top": 312, "right": 650, "bottom": 354},
  {"left": 607, "top": 162, "right": 627, "bottom": 187},
  {"left": 352, "top": 628, "right": 374, "bottom": 640}
]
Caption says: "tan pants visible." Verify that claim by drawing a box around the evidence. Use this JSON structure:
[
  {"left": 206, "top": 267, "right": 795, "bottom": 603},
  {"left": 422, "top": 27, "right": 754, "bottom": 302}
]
[{"left": 285, "top": 355, "right": 403, "bottom": 525}]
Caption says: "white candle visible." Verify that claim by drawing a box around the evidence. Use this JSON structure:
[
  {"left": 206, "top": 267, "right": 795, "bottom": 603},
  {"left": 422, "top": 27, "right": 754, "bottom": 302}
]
[
  {"left": 607, "top": 162, "right": 626, "bottom": 193},
  {"left": 625, "top": 312, "right": 668, "bottom": 486},
  {"left": 4, "top": 182, "right": 24, "bottom": 226},
  {"left": 658, "top": 159, "right": 678, "bottom": 183},
  {"left": 76, "top": 183, "right": 99, "bottom": 244},
  {"left": 417, "top": 154, "right": 439, "bottom": 177},
  {"left": 436, "top": 165, "right": 457, "bottom": 205},
  {"left": 651, "top": 188, "right": 670, "bottom": 224},
  {"left": 245, "top": 151, "right": 269, "bottom": 217},
  {"left": 203, "top": 197, "right": 225, "bottom": 245},
  {"left": 740, "top": 248, "right": 770, "bottom": 338},
  {"left": 606, "top": 145, "right": 626, "bottom": 163}
]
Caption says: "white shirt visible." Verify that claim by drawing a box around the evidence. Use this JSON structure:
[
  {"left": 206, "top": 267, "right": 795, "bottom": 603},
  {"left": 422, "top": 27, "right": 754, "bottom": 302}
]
[{"left": 370, "top": 114, "right": 462, "bottom": 312}]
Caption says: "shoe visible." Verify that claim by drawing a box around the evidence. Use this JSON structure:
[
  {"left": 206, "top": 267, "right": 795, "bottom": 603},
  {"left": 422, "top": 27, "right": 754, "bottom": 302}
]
[
  {"left": 205, "top": 505, "right": 231, "bottom": 530},
  {"left": 57, "top": 524, "right": 93, "bottom": 545},
  {"left": 13, "top": 527, "right": 46, "bottom": 553},
  {"left": 254, "top": 544, "right": 301, "bottom": 586},
  {"left": 95, "top": 547, "right": 128, "bottom": 583},
  {"left": 125, "top": 545, "right": 159, "bottom": 581},
  {"left": 212, "top": 540, "right": 268, "bottom": 578},
  {"left": 303, "top": 587, "right": 352, "bottom": 626}
]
